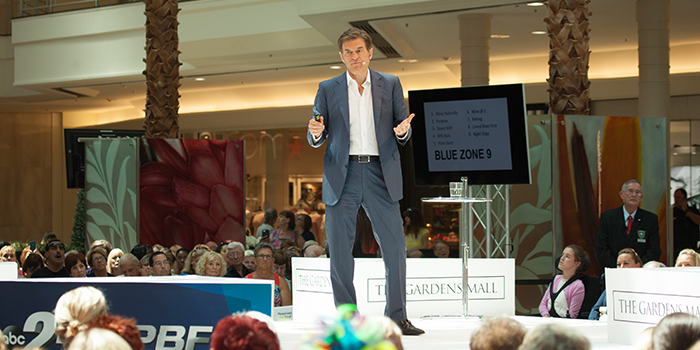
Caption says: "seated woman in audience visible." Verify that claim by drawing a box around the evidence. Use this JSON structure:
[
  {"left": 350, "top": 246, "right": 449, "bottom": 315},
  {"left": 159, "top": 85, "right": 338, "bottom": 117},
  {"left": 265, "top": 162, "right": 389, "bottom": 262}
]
[
  {"left": 66, "top": 252, "right": 88, "bottom": 278},
  {"left": 243, "top": 250, "right": 256, "bottom": 272},
  {"left": 272, "top": 250, "right": 291, "bottom": 287},
  {"left": 139, "top": 254, "right": 152, "bottom": 276},
  {"left": 180, "top": 244, "right": 210, "bottom": 275},
  {"left": 0, "top": 245, "right": 20, "bottom": 276},
  {"left": 403, "top": 208, "right": 430, "bottom": 249},
  {"left": 675, "top": 248, "right": 700, "bottom": 267},
  {"left": 55, "top": 286, "right": 108, "bottom": 348},
  {"left": 173, "top": 247, "right": 189, "bottom": 275},
  {"left": 107, "top": 248, "right": 124, "bottom": 276},
  {"left": 22, "top": 253, "right": 44, "bottom": 278},
  {"left": 195, "top": 251, "right": 227, "bottom": 277},
  {"left": 589, "top": 248, "right": 642, "bottom": 320},
  {"left": 652, "top": 312, "right": 700, "bottom": 350},
  {"left": 86, "top": 247, "right": 112, "bottom": 277},
  {"left": 210, "top": 312, "right": 280, "bottom": 350},
  {"left": 295, "top": 213, "right": 316, "bottom": 245},
  {"left": 271, "top": 210, "right": 303, "bottom": 249},
  {"left": 224, "top": 242, "right": 250, "bottom": 278},
  {"left": 539, "top": 244, "right": 589, "bottom": 318},
  {"left": 245, "top": 243, "right": 291, "bottom": 306}
]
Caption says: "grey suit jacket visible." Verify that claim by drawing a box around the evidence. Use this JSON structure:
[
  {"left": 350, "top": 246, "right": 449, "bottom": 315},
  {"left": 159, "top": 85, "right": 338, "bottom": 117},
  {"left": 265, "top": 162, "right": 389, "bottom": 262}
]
[{"left": 307, "top": 70, "right": 411, "bottom": 206}]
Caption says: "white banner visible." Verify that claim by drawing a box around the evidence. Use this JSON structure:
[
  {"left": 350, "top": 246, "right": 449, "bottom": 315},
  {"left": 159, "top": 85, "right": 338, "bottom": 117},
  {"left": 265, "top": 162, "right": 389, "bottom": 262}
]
[
  {"left": 606, "top": 267, "right": 700, "bottom": 344},
  {"left": 292, "top": 258, "right": 514, "bottom": 321}
]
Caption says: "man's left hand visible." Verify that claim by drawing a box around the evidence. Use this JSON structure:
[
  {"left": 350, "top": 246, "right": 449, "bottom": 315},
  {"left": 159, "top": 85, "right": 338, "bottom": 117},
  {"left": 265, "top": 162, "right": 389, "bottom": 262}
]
[{"left": 394, "top": 113, "right": 415, "bottom": 137}]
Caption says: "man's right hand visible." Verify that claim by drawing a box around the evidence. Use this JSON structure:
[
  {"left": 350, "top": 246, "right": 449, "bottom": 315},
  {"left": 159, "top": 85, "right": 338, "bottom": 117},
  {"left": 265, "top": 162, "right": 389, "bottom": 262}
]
[{"left": 308, "top": 116, "right": 325, "bottom": 138}]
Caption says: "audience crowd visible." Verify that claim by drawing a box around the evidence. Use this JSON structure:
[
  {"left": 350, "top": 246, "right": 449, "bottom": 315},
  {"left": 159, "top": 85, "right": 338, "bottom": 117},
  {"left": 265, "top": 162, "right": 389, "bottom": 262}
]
[{"left": 3, "top": 182, "right": 700, "bottom": 349}]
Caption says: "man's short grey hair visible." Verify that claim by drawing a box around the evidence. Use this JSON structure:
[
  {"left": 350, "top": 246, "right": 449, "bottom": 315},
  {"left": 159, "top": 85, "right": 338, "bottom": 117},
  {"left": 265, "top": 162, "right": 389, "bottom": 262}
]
[
  {"left": 470, "top": 316, "right": 526, "bottom": 350},
  {"left": 227, "top": 241, "right": 244, "bottom": 251},
  {"left": 519, "top": 324, "right": 590, "bottom": 350},
  {"left": 406, "top": 247, "right": 423, "bottom": 258},
  {"left": 304, "top": 245, "right": 325, "bottom": 258},
  {"left": 120, "top": 253, "right": 138, "bottom": 266},
  {"left": 263, "top": 208, "right": 278, "bottom": 224},
  {"left": 622, "top": 179, "right": 642, "bottom": 192},
  {"left": 644, "top": 260, "right": 666, "bottom": 268}
]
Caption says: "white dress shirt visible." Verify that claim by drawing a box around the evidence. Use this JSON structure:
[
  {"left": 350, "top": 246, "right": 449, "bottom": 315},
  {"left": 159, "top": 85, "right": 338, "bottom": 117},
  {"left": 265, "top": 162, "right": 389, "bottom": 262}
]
[{"left": 347, "top": 71, "right": 379, "bottom": 156}]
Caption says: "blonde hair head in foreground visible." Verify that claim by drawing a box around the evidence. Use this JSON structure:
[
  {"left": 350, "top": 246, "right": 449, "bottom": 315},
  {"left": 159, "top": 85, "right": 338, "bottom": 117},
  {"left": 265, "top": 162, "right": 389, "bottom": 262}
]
[
  {"left": 68, "top": 328, "right": 131, "bottom": 350},
  {"left": 54, "top": 286, "right": 108, "bottom": 347}
]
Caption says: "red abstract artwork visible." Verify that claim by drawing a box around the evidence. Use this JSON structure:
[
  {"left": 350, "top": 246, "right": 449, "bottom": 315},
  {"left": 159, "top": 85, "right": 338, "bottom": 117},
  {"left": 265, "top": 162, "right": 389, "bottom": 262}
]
[{"left": 140, "top": 139, "right": 245, "bottom": 248}]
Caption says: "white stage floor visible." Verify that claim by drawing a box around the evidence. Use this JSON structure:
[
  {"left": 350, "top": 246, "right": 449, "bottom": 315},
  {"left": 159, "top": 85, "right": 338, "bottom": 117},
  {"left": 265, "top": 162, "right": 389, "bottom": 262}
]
[{"left": 275, "top": 316, "right": 635, "bottom": 350}]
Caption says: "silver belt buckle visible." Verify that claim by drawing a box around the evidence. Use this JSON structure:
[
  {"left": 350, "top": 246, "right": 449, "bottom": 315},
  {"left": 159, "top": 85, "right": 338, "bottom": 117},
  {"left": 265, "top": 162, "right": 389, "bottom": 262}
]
[{"left": 358, "top": 155, "right": 370, "bottom": 163}]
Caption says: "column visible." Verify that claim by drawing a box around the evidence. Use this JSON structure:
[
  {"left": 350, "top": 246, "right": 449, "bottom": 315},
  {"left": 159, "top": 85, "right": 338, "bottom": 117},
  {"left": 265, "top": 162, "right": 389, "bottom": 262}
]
[
  {"left": 458, "top": 14, "right": 491, "bottom": 87},
  {"left": 637, "top": 0, "right": 671, "bottom": 264},
  {"left": 637, "top": 0, "right": 670, "bottom": 118}
]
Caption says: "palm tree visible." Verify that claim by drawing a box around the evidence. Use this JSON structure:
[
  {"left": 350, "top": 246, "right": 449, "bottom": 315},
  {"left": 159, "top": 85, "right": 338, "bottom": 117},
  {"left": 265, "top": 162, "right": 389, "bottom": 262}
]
[
  {"left": 143, "top": 0, "right": 181, "bottom": 138},
  {"left": 545, "top": 0, "right": 591, "bottom": 115}
]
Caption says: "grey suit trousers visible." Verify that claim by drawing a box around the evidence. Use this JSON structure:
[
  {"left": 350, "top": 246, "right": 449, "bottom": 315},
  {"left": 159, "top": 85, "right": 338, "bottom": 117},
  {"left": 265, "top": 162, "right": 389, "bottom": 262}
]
[{"left": 325, "top": 160, "right": 407, "bottom": 321}]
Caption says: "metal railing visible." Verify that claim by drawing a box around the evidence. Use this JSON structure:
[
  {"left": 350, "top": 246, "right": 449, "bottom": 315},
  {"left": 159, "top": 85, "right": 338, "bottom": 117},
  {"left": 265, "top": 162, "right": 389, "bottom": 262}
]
[{"left": 18, "top": 0, "right": 138, "bottom": 17}]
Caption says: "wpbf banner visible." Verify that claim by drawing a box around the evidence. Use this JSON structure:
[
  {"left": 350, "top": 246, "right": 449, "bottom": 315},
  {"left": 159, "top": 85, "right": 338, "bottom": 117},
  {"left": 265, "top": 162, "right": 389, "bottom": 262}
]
[{"left": 0, "top": 277, "right": 273, "bottom": 350}]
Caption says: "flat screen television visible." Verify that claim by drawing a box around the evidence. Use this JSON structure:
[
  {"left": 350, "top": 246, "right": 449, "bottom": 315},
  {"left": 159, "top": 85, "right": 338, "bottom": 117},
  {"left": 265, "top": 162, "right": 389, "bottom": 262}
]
[
  {"left": 64, "top": 129, "right": 145, "bottom": 188},
  {"left": 408, "top": 83, "right": 531, "bottom": 186}
]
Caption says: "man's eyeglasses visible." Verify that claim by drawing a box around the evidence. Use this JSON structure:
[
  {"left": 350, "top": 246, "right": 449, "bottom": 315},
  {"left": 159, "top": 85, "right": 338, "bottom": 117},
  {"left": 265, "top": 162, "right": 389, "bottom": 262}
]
[
  {"left": 227, "top": 251, "right": 243, "bottom": 257},
  {"left": 256, "top": 254, "right": 273, "bottom": 260},
  {"left": 47, "top": 242, "right": 65, "bottom": 250},
  {"left": 625, "top": 189, "right": 643, "bottom": 196},
  {"left": 153, "top": 261, "right": 170, "bottom": 268}
]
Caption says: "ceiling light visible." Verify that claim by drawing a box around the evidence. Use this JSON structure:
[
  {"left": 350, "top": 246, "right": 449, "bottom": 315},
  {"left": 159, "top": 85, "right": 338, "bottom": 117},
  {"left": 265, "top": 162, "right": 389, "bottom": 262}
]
[
  {"left": 398, "top": 59, "right": 418, "bottom": 63},
  {"left": 195, "top": 77, "right": 205, "bottom": 81},
  {"left": 330, "top": 66, "right": 342, "bottom": 70},
  {"left": 527, "top": 2, "right": 545, "bottom": 6},
  {"left": 490, "top": 34, "right": 511, "bottom": 39},
  {"left": 532, "top": 31, "right": 547, "bottom": 35}
]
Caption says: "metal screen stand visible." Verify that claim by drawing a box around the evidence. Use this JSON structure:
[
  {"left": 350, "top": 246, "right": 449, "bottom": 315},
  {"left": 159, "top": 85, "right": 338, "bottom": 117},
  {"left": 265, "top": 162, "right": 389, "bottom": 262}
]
[
  {"left": 422, "top": 177, "right": 492, "bottom": 317},
  {"left": 467, "top": 184, "right": 511, "bottom": 258}
]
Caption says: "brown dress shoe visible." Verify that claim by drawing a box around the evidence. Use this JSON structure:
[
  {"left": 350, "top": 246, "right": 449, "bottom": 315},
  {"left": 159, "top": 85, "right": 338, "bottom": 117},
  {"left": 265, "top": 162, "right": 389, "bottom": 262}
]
[{"left": 395, "top": 319, "right": 425, "bottom": 335}]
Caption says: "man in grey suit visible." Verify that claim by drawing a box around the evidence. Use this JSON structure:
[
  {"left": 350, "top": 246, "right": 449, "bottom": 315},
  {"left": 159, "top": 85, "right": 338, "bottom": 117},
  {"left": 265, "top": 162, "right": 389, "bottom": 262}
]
[{"left": 307, "top": 27, "right": 423, "bottom": 335}]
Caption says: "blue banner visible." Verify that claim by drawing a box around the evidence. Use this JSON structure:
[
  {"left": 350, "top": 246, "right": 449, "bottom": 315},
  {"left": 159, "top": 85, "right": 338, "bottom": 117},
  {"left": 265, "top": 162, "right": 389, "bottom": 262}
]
[{"left": 0, "top": 277, "right": 273, "bottom": 350}]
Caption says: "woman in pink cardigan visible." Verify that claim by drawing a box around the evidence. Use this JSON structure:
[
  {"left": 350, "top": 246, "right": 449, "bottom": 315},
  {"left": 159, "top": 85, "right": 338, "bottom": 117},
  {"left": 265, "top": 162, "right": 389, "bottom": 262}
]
[{"left": 539, "top": 244, "right": 589, "bottom": 318}]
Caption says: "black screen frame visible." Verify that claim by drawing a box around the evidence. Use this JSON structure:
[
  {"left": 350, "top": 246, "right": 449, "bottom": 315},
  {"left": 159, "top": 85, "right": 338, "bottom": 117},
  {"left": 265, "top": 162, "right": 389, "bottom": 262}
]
[
  {"left": 408, "top": 83, "right": 531, "bottom": 186},
  {"left": 64, "top": 129, "right": 145, "bottom": 189}
]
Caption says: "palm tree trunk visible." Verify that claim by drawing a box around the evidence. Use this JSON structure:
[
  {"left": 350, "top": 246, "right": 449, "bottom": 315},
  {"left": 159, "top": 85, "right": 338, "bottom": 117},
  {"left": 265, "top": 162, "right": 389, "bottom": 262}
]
[
  {"left": 546, "top": 0, "right": 591, "bottom": 115},
  {"left": 143, "top": 0, "right": 181, "bottom": 138}
]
